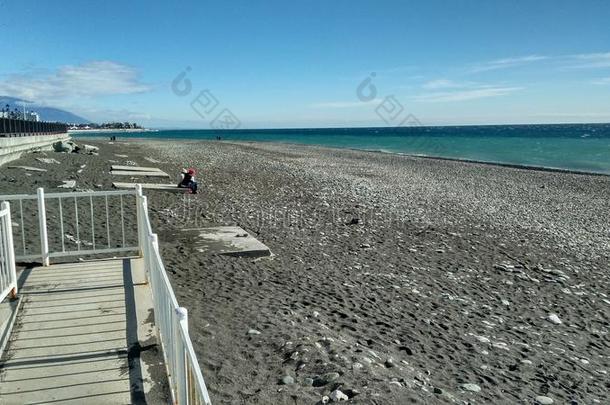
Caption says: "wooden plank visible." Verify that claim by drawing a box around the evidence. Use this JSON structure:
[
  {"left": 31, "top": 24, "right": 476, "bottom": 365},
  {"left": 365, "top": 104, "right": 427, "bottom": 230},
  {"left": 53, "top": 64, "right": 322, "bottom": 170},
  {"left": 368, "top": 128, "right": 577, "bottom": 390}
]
[
  {"left": 110, "top": 170, "right": 170, "bottom": 177},
  {"left": 113, "top": 182, "right": 185, "bottom": 191},
  {"left": 111, "top": 165, "right": 166, "bottom": 172}
]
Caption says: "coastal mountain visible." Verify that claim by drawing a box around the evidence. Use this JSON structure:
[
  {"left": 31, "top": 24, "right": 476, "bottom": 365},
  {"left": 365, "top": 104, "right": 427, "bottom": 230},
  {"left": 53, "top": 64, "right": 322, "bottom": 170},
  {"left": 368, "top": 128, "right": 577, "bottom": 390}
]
[{"left": 0, "top": 96, "right": 89, "bottom": 124}]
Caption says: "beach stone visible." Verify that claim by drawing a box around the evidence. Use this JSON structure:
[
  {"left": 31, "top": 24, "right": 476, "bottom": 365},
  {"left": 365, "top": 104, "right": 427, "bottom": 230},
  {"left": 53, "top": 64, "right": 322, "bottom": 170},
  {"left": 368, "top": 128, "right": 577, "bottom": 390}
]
[
  {"left": 247, "top": 329, "right": 261, "bottom": 335},
  {"left": 53, "top": 141, "right": 75, "bottom": 153},
  {"left": 433, "top": 387, "right": 443, "bottom": 394},
  {"left": 329, "top": 389, "right": 349, "bottom": 402},
  {"left": 303, "top": 377, "right": 314, "bottom": 386},
  {"left": 279, "top": 375, "right": 295, "bottom": 385},
  {"left": 321, "top": 372, "right": 340, "bottom": 384},
  {"left": 83, "top": 144, "right": 99, "bottom": 153},
  {"left": 384, "top": 358, "right": 395, "bottom": 368},
  {"left": 535, "top": 396, "right": 554, "bottom": 404},
  {"left": 461, "top": 383, "right": 481, "bottom": 392},
  {"left": 547, "top": 313, "right": 562, "bottom": 325},
  {"left": 321, "top": 396, "right": 330, "bottom": 404}
]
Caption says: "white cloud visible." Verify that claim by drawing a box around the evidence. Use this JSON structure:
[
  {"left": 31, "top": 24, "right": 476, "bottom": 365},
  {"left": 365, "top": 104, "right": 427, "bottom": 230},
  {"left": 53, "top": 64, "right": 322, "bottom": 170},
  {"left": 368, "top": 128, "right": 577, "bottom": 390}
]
[
  {"left": 421, "top": 79, "right": 473, "bottom": 90},
  {"left": 471, "top": 55, "right": 548, "bottom": 72},
  {"left": 591, "top": 77, "right": 610, "bottom": 85},
  {"left": 0, "top": 61, "right": 151, "bottom": 102},
  {"left": 567, "top": 52, "right": 610, "bottom": 69},
  {"left": 414, "top": 86, "right": 523, "bottom": 103},
  {"left": 310, "top": 99, "right": 382, "bottom": 109}
]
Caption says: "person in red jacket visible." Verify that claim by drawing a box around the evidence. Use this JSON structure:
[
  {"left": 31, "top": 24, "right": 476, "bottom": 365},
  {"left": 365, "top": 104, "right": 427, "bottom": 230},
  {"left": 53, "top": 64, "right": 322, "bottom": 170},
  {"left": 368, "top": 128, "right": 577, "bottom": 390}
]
[{"left": 178, "top": 168, "right": 198, "bottom": 194}]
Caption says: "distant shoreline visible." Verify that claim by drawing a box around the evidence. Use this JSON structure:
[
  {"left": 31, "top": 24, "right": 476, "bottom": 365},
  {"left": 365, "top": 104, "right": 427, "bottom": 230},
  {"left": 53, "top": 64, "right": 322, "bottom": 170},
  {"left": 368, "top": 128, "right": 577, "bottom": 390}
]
[
  {"left": 68, "top": 128, "right": 154, "bottom": 134},
  {"left": 72, "top": 135, "right": 610, "bottom": 178}
]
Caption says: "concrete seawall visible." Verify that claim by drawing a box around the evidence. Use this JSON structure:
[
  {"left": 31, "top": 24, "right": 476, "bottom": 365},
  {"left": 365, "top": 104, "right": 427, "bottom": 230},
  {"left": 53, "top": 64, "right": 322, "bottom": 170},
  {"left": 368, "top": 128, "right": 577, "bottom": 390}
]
[{"left": 0, "top": 134, "right": 71, "bottom": 166}]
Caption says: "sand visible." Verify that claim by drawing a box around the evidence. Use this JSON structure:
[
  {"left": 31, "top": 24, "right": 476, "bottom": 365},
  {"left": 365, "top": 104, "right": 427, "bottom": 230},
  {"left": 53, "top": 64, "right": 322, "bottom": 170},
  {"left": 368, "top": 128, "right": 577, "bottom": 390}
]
[{"left": 1, "top": 138, "right": 609, "bottom": 404}]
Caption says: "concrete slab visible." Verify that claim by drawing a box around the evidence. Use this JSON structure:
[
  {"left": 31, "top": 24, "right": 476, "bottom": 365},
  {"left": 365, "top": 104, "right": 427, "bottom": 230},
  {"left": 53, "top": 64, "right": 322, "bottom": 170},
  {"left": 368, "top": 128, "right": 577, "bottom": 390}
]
[
  {"left": 183, "top": 226, "right": 272, "bottom": 257},
  {"left": 57, "top": 180, "right": 76, "bottom": 189},
  {"left": 35, "top": 157, "right": 60, "bottom": 164},
  {"left": 111, "top": 170, "right": 170, "bottom": 177},
  {"left": 0, "top": 258, "right": 169, "bottom": 404},
  {"left": 113, "top": 182, "right": 185, "bottom": 192},
  {"left": 111, "top": 165, "right": 166, "bottom": 172}
]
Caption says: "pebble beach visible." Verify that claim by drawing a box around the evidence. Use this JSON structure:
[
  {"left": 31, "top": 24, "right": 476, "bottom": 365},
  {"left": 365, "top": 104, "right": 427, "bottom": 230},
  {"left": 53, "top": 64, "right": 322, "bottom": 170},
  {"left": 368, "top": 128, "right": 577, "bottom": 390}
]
[{"left": 1, "top": 138, "right": 609, "bottom": 404}]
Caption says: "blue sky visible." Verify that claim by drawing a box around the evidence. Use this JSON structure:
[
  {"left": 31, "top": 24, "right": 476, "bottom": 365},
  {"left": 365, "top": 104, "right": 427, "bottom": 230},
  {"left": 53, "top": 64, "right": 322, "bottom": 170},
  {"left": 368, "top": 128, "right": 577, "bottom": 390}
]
[{"left": 0, "top": 0, "right": 609, "bottom": 128}]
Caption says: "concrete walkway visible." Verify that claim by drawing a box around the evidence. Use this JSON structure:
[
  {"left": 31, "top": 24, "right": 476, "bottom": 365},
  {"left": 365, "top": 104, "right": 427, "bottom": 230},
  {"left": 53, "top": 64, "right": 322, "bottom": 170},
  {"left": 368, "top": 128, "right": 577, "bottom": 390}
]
[{"left": 0, "top": 259, "right": 168, "bottom": 404}]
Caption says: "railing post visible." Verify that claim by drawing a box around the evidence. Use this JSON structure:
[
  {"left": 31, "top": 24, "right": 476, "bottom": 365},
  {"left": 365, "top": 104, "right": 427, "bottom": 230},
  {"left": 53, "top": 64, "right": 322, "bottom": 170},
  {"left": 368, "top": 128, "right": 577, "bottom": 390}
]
[
  {"left": 36, "top": 188, "right": 50, "bottom": 266},
  {"left": 1, "top": 202, "right": 18, "bottom": 298},
  {"left": 176, "top": 307, "right": 188, "bottom": 404},
  {"left": 135, "top": 184, "right": 144, "bottom": 257}
]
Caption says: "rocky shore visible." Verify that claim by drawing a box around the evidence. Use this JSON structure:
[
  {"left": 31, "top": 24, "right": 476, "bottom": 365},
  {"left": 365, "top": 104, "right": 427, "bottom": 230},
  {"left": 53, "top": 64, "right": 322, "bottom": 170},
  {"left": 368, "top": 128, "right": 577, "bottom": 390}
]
[{"left": 1, "top": 138, "right": 609, "bottom": 404}]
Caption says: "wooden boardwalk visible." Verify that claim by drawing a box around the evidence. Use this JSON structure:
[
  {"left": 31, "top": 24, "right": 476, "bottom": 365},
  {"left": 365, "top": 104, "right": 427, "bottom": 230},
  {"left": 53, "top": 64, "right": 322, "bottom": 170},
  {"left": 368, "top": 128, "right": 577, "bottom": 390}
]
[{"left": 0, "top": 259, "right": 168, "bottom": 404}]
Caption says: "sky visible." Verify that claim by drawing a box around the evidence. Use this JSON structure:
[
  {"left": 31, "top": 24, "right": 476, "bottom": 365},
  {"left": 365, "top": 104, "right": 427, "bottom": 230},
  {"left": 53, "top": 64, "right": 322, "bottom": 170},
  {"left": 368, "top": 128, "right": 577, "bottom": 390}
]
[{"left": 0, "top": 0, "right": 609, "bottom": 128}]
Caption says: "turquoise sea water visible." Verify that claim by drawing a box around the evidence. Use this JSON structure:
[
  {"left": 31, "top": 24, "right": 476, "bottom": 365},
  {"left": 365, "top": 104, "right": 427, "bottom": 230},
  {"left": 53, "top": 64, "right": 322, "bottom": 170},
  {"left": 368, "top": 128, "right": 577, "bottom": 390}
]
[{"left": 79, "top": 124, "right": 610, "bottom": 175}]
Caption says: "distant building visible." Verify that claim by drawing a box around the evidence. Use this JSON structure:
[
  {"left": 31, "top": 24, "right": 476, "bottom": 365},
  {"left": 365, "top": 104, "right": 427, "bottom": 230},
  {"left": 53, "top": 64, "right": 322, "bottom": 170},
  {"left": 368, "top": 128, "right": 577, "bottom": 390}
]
[{"left": 25, "top": 112, "right": 41, "bottom": 122}]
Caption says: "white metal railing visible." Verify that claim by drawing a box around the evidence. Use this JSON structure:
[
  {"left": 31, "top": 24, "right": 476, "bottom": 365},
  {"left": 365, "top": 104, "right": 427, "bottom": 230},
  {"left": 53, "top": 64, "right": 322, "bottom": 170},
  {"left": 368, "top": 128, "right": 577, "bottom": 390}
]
[
  {"left": 0, "top": 202, "right": 18, "bottom": 303},
  {"left": 135, "top": 185, "right": 212, "bottom": 405},
  {"left": 0, "top": 188, "right": 139, "bottom": 264},
  {"left": 0, "top": 187, "right": 212, "bottom": 404}
]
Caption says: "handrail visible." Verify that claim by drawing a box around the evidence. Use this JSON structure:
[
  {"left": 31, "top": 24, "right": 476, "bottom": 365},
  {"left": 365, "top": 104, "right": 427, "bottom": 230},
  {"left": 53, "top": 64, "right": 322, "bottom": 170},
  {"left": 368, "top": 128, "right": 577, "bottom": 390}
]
[
  {"left": 135, "top": 185, "right": 212, "bottom": 405},
  {"left": 0, "top": 189, "right": 140, "bottom": 263},
  {"left": 0, "top": 202, "right": 18, "bottom": 303},
  {"left": 0, "top": 187, "right": 212, "bottom": 403}
]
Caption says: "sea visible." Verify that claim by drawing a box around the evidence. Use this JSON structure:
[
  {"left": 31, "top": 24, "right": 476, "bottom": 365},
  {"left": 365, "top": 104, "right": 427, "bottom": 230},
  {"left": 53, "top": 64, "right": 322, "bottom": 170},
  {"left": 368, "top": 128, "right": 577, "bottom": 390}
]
[{"left": 79, "top": 124, "right": 610, "bottom": 175}]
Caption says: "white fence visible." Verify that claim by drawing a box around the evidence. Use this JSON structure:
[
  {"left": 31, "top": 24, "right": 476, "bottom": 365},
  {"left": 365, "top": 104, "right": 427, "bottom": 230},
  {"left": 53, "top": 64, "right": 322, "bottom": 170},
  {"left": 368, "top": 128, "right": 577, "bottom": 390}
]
[
  {"left": 136, "top": 186, "right": 212, "bottom": 405},
  {"left": 0, "top": 187, "right": 212, "bottom": 404},
  {"left": 0, "top": 202, "right": 18, "bottom": 303},
  {"left": 0, "top": 189, "right": 139, "bottom": 264}
]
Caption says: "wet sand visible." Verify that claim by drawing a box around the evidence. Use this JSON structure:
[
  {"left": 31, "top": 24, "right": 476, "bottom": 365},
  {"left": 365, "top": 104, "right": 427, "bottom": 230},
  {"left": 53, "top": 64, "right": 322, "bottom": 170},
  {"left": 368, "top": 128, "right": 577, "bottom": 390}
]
[{"left": 1, "top": 138, "right": 609, "bottom": 404}]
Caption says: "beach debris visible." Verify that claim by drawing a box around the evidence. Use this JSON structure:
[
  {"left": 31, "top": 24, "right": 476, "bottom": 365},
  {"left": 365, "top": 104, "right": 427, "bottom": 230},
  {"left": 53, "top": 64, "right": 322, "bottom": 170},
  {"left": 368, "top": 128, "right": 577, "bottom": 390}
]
[
  {"left": 7, "top": 165, "right": 47, "bottom": 172},
  {"left": 321, "top": 396, "right": 330, "bottom": 404},
  {"left": 53, "top": 140, "right": 76, "bottom": 153},
  {"left": 547, "top": 313, "right": 562, "bottom": 325},
  {"left": 144, "top": 156, "right": 164, "bottom": 163},
  {"left": 247, "top": 329, "right": 261, "bottom": 335},
  {"left": 279, "top": 375, "right": 294, "bottom": 385},
  {"left": 83, "top": 144, "right": 99, "bottom": 153},
  {"left": 64, "top": 233, "right": 93, "bottom": 247},
  {"left": 535, "top": 396, "right": 554, "bottom": 404},
  {"left": 114, "top": 154, "right": 129, "bottom": 158},
  {"left": 461, "top": 383, "right": 481, "bottom": 392},
  {"left": 36, "top": 157, "right": 60, "bottom": 164},
  {"left": 329, "top": 389, "right": 349, "bottom": 402},
  {"left": 57, "top": 180, "right": 76, "bottom": 189}
]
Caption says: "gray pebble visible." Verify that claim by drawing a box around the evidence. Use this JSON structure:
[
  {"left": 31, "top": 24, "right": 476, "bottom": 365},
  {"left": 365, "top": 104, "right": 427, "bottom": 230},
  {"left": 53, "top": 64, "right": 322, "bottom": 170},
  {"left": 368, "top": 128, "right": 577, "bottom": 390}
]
[
  {"left": 535, "top": 396, "right": 554, "bottom": 405},
  {"left": 279, "top": 375, "right": 294, "bottom": 385},
  {"left": 247, "top": 329, "right": 261, "bottom": 335},
  {"left": 461, "top": 383, "right": 481, "bottom": 392}
]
